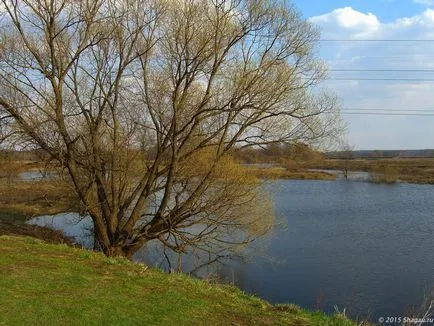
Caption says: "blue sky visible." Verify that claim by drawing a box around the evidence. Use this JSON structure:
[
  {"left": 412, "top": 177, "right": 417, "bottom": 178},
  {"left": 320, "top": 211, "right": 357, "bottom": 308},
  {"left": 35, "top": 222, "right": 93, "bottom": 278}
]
[{"left": 292, "top": 0, "right": 434, "bottom": 150}]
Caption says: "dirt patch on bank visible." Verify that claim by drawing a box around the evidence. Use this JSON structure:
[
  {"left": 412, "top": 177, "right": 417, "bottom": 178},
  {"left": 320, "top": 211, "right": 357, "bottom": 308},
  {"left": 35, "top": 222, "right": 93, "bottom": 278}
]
[{"left": 0, "top": 221, "right": 77, "bottom": 246}]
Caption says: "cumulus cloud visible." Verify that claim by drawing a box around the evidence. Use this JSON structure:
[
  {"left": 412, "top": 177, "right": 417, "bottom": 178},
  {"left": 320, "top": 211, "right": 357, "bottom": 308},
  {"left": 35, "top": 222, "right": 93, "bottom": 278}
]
[
  {"left": 309, "top": 8, "right": 434, "bottom": 149},
  {"left": 311, "top": 7, "right": 434, "bottom": 39},
  {"left": 310, "top": 7, "right": 380, "bottom": 39}
]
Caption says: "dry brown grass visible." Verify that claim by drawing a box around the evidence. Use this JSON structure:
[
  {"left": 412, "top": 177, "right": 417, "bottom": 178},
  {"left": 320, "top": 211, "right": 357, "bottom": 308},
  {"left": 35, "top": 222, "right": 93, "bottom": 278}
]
[
  {"left": 0, "top": 222, "right": 75, "bottom": 245},
  {"left": 0, "top": 171, "right": 80, "bottom": 243},
  {"left": 0, "top": 159, "right": 43, "bottom": 180},
  {"left": 308, "top": 158, "right": 434, "bottom": 184},
  {"left": 247, "top": 167, "right": 336, "bottom": 181},
  {"left": 0, "top": 179, "right": 80, "bottom": 223}
]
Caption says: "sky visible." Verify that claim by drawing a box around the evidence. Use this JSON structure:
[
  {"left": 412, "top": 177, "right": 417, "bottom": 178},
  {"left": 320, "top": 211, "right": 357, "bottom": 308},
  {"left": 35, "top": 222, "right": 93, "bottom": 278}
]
[
  {"left": 292, "top": 0, "right": 434, "bottom": 150},
  {"left": 1, "top": 1, "right": 433, "bottom": 151}
]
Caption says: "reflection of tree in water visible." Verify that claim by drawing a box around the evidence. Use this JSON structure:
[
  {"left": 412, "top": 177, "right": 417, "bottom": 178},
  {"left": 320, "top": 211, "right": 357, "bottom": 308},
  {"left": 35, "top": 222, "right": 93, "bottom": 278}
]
[{"left": 28, "top": 213, "right": 94, "bottom": 249}]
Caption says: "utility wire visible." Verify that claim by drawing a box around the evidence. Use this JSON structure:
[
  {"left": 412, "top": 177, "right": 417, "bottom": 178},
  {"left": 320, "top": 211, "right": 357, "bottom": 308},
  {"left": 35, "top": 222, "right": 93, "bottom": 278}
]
[
  {"left": 342, "top": 108, "right": 434, "bottom": 112},
  {"left": 328, "top": 78, "right": 434, "bottom": 81},
  {"left": 330, "top": 69, "right": 434, "bottom": 73},
  {"left": 341, "top": 112, "right": 434, "bottom": 116},
  {"left": 320, "top": 39, "right": 434, "bottom": 42},
  {"left": 316, "top": 41, "right": 434, "bottom": 116}
]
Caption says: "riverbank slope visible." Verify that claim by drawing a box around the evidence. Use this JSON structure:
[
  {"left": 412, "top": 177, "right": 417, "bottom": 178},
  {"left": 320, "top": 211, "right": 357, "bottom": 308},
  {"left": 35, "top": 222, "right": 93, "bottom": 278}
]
[{"left": 0, "top": 236, "right": 359, "bottom": 326}]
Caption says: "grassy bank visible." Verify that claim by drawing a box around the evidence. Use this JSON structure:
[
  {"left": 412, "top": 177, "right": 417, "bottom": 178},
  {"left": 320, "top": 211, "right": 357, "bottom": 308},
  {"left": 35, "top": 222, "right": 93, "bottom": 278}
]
[
  {"left": 0, "top": 177, "right": 79, "bottom": 223},
  {"left": 307, "top": 158, "right": 434, "bottom": 184},
  {"left": 245, "top": 157, "right": 434, "bottom": 184},
  {"left": 0, "top": 159, "right": 43, "bottom": 180},
  {"left": 0, "top": 236, "right": 361, "bottom": 326},
  {"left": 0, "top": 175, "right": 80, "bottom": 243},
  {"left": 247, "top": 166, "right": 336, "bottom": 181}
]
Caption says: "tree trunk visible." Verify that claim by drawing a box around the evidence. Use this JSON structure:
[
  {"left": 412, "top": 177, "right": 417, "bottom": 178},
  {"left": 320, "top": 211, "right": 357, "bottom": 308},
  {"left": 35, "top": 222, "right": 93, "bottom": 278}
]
[{"left": 103, "top": 245, "right": 127, "bottom": 257}]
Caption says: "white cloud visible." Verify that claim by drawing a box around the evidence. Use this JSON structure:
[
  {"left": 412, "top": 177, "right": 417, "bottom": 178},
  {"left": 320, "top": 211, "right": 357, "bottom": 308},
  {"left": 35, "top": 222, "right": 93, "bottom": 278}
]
[
  {"left": 414, "top": 0, "right": 434, "bottom": 6},
  {"left": 309, "top": 8, "right": 434, "bottom": 149},
  {"left": 310, "top": 7, "right": 380, "bottom": 38},
  {"left": 310, "top": 7, "right": 434, "bottom": 39}
]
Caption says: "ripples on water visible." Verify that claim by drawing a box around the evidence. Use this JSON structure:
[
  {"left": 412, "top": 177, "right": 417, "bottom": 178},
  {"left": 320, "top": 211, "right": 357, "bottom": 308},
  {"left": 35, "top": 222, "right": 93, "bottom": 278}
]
[{"left": 28, "top": 179, "right": 434, "bottom": 321}]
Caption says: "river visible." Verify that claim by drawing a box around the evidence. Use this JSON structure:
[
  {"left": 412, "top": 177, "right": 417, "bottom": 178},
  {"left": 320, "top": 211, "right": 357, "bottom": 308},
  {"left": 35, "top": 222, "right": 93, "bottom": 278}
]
[{"left": 28, "top": 179, "right": 434, "bottom": 321}]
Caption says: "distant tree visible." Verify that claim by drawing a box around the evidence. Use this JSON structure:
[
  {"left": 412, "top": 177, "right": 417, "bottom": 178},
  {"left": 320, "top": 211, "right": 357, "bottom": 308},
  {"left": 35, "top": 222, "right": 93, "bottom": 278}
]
[
  {"left": 372, "top": 150, "right": 383, "bottom": 159},
  {"left": 289, "top": 142, "right": 322, "bottom": 164},
  {"left": 340, "top": 142, "right": 354, "bottom": 180},
  {"left": 0, "top": 0, "right": 343, "bottom": 260}
]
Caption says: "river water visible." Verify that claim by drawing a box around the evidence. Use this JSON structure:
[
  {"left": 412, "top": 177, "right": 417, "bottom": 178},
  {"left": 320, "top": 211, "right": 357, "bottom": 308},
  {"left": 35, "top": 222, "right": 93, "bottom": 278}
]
[{"left": 28, "top": 179, "right": 434, "bottom": 321}]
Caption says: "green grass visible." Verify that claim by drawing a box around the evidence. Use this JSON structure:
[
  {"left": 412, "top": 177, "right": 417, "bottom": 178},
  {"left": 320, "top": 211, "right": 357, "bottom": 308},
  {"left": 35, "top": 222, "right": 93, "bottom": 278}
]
[{"left": 0, "top": 236, "right": 361, "bottom": 326}]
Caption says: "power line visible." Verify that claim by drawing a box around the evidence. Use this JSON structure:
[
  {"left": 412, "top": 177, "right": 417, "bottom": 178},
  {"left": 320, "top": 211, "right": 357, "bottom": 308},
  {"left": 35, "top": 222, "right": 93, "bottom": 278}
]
[
  {"left": 342, "top": 108, "right": 434, "bottom": 112},
  {"left": 327, "top": 108, "right": 434, "bottom": 116},
  {"left": 341, "top": 112, "right": 434, "bottom": 116},
  {"left": 317, "top": 41, "right": 434, "bottom": 115},
  {"left": 320, "top": 39, "right": 434, "bottom": 42},
  {"left": 330, "top": 69, "right": 434, "bottom": 73},
  {"left": 328, "top": 78, "right": 434, "bottom": 81}
]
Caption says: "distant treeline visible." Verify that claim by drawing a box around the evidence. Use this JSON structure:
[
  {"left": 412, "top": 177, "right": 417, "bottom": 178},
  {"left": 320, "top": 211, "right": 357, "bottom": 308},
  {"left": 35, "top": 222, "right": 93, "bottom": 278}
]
[
  {"left": 326, "top": 149, "right": 434, "bottom": 159},
  {"left": 0, "top": 150, "right": 46, "bottom": 161},
  {"left": 3, "top": 148, "right": 434, "bottom": 164},
  {"left": 234, "top": 143, "right": 323, "bottom": 164}
]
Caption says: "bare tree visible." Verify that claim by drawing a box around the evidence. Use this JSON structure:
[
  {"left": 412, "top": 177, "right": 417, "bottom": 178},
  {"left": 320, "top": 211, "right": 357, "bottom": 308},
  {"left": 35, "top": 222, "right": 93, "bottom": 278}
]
[
  {"left": 0, "top": 0, "right": 343, "bottom": 258},
  {"left": 339, "top": 141, "right": 354, "bottom": 180}
]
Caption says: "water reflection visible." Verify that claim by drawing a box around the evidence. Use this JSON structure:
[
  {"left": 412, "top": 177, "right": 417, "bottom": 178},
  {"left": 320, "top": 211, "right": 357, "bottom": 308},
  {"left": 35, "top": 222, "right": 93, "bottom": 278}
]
[
  {"left": 27, "top": 180, "right": 434, "bottom": 321},
  {"left": 19, "top": 170, "right": 56, "bottom": 181},
  {"left": 307, "top": 169, "right": 372, "bottom": 181},
  {"left": 29, "top": 213, "right": 94, "bottom": 248}
]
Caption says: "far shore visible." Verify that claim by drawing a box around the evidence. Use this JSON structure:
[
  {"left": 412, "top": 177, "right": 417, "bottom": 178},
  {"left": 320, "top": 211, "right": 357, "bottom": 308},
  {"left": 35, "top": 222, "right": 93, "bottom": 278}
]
[
  {"left": 2, "top": 156, "right": 434, "bottom": 242},
  {"left": 246, "top": 166, "right": 336, "bottom": 181}
]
